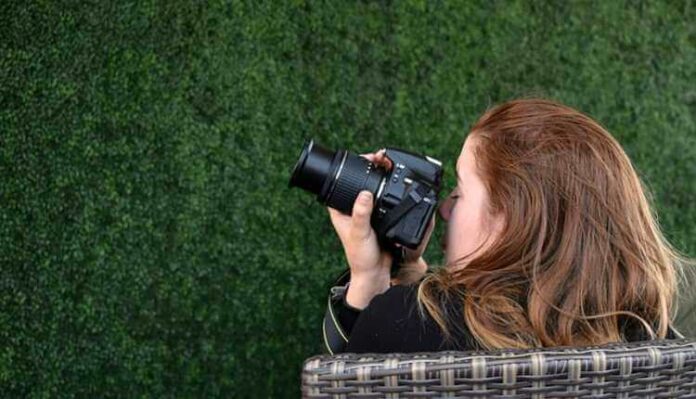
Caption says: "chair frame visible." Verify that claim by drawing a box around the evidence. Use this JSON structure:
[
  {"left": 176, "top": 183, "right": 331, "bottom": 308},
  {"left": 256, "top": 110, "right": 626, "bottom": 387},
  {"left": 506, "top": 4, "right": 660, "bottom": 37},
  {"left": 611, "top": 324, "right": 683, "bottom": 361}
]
[{"left": 303, "top": 338, "right": 696, "bottom": 398}]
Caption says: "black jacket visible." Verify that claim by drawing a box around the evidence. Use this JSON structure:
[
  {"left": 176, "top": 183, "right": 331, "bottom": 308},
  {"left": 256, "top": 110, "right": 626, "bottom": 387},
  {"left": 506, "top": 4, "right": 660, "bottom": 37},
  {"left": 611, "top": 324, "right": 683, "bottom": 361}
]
[{"left": 328, "top": 274, "right": 680, "bottom": 354}]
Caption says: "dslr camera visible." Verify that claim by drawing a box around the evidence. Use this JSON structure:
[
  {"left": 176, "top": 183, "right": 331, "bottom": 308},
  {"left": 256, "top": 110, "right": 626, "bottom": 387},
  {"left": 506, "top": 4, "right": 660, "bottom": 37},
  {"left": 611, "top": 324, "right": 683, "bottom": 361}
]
[{"left": 289, "top": 138, "right": 443, "bottom": 268}]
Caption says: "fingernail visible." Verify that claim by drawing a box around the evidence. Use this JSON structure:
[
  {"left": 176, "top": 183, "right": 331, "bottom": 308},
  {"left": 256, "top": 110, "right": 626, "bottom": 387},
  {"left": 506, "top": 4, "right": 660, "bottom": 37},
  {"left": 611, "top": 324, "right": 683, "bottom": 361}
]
[{"left": 360, "top": 191, "right": 372, "bottom": 202}]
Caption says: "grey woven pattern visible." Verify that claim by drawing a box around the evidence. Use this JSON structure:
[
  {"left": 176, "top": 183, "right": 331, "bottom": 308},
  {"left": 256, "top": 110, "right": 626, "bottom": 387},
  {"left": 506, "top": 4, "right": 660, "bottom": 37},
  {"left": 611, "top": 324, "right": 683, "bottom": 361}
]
[{"left": 302, "top": 339, "right": 696, "bottom": 398}]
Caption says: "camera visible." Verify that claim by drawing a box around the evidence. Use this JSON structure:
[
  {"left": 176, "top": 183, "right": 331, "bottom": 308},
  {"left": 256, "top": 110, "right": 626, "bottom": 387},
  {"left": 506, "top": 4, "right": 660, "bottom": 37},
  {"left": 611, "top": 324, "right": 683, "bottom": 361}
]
[{"left": 288, "top": 138, "right": 443, "bottom": 256}]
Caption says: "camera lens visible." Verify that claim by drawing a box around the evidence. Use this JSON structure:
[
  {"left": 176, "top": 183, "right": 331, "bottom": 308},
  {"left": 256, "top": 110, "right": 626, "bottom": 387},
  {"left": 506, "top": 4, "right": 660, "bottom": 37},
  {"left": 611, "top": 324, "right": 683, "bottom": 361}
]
[{"left": 289, "top": 139, "right": 385, "bottom": 214}]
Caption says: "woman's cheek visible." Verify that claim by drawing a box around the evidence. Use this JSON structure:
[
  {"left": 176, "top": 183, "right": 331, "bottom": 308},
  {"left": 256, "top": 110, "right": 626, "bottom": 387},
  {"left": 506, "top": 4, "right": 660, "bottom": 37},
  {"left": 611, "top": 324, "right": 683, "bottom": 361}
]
[
  {"left": 447, "top": 204, "right": 467, "bottom": 264},
  {"left": 449, "top": 201, "right": 483, "bottom": 265}
]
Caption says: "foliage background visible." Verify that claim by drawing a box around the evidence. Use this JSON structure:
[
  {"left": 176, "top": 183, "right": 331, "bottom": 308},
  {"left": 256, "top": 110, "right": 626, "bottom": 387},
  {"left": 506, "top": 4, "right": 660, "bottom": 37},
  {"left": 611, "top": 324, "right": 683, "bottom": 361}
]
[{"left": 1, "top": 1, "right": 694, "bottom": 397}]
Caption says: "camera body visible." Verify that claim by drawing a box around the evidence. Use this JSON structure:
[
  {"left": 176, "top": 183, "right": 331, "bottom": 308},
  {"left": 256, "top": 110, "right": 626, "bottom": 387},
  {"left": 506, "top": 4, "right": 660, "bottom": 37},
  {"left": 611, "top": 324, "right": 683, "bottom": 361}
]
[
  {"left": 289, "top": 139, "right": 443, "bottom": 253},
  {"left": 369, "top": 146, "right": 443, "bottom": 250}
]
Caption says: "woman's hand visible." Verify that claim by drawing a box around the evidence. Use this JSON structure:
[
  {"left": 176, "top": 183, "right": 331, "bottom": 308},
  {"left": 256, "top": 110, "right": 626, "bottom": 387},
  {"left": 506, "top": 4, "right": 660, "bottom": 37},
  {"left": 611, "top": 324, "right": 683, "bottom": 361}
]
[
  {"left": 327, "top": 189, "right": 391, "bottom": 277},
  {"left": 327, "top": 149, "right": 394, "bottom": 308}
]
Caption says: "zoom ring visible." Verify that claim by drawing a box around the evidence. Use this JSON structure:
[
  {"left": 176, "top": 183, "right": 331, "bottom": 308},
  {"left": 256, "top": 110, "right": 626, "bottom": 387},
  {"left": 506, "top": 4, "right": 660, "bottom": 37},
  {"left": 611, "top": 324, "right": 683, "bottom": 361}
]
[{"left": 329, "top": 155, "right": 371, "bottom": 213}]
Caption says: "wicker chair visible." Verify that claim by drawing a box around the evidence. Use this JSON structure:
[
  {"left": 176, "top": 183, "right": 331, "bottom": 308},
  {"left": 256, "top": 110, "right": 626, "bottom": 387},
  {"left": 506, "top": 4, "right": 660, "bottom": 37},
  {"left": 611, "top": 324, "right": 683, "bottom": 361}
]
[{"left": 302, "top": 338, "right": 696, "bottom": 398}]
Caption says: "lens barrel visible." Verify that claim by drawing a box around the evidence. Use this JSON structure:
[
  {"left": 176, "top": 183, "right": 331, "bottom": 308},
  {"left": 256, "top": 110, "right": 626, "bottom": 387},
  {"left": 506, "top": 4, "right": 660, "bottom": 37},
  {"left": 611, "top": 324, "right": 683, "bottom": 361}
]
[{"left": 289, "top": 139, "right": 385, "bottom": 214}]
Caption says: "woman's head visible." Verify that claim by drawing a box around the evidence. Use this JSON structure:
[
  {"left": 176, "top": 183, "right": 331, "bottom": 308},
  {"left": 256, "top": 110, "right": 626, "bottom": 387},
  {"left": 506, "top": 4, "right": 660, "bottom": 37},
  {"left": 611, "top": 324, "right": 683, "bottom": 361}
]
[{"left": 418, "top": 98, "right": 691, "bottom": 349}]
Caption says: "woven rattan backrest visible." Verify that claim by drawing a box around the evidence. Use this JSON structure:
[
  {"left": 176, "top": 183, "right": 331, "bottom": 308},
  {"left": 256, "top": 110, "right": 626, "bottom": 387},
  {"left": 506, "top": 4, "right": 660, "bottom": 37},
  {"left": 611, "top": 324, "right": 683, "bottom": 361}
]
[{"left": 302, "top": 339, "right": 696, "bottom": 398}]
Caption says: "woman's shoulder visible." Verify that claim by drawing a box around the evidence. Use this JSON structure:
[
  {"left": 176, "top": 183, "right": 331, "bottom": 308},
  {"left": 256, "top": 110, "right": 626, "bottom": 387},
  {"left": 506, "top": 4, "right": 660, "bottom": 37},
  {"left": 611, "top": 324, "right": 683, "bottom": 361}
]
[
  {"left": 367, "top": 279, "right": 466, "bottom": 318},
  {"left": 355, "top": 282, "right": 437, "bottom": 334},
  {"left": 346, "top": 281, "right": 479, "bottom": 353},
  {"left": 345, "top": 283, "right": 445, "bottom": 353}
]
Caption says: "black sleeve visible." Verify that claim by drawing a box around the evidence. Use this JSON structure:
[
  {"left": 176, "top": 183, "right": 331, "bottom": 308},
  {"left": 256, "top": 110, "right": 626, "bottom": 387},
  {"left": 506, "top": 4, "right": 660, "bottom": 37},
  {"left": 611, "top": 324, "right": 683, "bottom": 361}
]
[
  {"left": 345, "top": 285, "right": 447, "bottom": 353},
  {"left": 343, "top": 290, "right": 390, "bottom": 353},
  {"left": 332, "top": 294, "right": 362, "bottom": 336}
]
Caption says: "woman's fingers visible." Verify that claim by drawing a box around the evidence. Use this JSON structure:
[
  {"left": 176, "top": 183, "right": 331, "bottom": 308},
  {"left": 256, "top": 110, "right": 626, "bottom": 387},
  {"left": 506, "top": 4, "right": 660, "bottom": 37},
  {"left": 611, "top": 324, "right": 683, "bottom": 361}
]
[
  {"left": 327, "top": 207, "right": 350, "bottom": 231},
  {"left": 350, "top": 191, "right": 374, "bottom": 242},
  {"left": 360, "top": 149, "right": 393, "bottom": 170}
]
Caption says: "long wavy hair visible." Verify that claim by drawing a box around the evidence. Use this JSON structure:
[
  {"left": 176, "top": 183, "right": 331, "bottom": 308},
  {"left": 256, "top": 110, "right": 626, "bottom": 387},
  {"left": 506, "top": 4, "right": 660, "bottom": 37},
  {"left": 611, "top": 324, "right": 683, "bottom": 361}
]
[{"left": 416, "top": 98, "right": 693, "bottom": 349}]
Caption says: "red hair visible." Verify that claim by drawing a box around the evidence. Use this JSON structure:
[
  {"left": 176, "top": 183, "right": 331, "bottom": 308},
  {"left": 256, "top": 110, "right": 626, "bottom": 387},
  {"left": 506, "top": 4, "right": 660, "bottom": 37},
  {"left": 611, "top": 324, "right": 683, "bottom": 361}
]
[{"left": 417, "top": 98, "right": 692, "bottom": 349}]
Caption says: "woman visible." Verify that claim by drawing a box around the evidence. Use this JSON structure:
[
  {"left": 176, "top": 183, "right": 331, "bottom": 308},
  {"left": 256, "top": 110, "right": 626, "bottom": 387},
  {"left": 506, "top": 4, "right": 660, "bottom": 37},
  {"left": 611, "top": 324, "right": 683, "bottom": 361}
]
[{"left": 326, "top": 98, "right": 691, "bottom": 353}]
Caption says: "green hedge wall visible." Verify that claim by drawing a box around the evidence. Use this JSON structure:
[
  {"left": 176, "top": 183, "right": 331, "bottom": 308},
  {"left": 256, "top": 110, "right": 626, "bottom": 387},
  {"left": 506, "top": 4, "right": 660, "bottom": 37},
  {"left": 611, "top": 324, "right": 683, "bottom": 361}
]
[{"left": 2, "top": 1, "right": 694, "bottom": 397}]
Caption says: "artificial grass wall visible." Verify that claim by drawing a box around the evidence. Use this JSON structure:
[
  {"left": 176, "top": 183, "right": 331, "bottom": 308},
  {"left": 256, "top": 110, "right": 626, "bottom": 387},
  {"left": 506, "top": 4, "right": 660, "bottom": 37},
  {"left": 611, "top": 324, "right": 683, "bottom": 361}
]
[{"left": 2, "top": 1, "right": 695, "bottom": 397}]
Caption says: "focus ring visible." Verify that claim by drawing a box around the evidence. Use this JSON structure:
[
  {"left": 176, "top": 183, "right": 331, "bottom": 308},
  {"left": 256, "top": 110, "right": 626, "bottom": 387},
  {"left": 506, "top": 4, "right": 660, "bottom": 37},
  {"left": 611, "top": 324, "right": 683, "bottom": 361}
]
[{"left": 328, "top": 154, "right": 371, "bottom": 213}]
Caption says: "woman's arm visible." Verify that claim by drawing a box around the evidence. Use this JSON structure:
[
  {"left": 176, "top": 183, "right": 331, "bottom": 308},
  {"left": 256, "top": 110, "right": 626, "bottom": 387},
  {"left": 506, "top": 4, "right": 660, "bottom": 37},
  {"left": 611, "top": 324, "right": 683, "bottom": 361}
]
[
  {"left": 345, "top": 271, "right": 390, "bottom": 309},
  {"left": 325, "top": 257, "right": 429, "bottom": 354},
  {"left": 327, "top": 149, "right": 435, "bottom": 309},
  {"left": 345, "top": 256, "right": 428, "bottom": 309}
]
